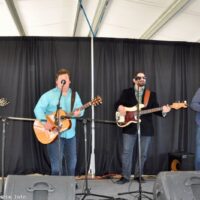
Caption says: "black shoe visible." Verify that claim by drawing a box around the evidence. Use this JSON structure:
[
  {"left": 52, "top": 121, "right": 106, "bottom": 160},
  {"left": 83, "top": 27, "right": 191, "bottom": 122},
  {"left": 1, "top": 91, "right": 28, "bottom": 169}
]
[
  {"left": 116, "top": 177, "right": 129, "bottom": 184},
  {"left": 133, "top": 176, "right": 145, "bottom": 183}
]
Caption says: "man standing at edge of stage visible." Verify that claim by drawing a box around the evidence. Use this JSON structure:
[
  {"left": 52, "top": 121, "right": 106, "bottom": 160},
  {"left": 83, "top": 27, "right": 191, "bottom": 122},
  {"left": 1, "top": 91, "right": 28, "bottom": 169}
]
[{"left": 115, "top": 71, "right": 171, "bottom": 184}]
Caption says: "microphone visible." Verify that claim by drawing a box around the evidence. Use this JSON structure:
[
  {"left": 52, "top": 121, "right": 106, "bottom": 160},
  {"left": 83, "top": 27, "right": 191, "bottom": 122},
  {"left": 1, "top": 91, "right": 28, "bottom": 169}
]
[{"left": 61, "top": 80, "right": 66, "bottom": 85}]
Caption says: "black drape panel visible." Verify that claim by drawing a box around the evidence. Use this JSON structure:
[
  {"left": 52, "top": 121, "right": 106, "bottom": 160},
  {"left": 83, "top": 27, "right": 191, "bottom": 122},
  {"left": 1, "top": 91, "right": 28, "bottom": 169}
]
[
  {"left": 0, "top": 37, "right": 91, "bottom": 175},
  {"left": 94, "top": 38, "right": 200, "bottom": 175},
  {"left": 0, "top": 36, "right": 200, "bottom": 176}
]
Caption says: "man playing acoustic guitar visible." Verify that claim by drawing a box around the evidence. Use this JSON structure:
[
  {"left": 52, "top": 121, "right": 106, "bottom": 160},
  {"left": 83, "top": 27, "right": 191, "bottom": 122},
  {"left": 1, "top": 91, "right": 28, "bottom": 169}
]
[
  {"left": 115, "top": 72, "right": 171, "bottom": 184},
  {"left": 34, "top": 68, "right": 84, "bottom": 177}
]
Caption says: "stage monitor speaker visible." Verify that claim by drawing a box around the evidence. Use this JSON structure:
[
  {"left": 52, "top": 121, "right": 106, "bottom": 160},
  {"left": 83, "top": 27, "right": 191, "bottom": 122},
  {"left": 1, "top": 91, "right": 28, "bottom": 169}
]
[
  {"left": 3, "top": 175, "right": 75, "bottom": 200},
  {"left": 153, "top": 171, "right": 200, "bottom": 200},
  {"left": 168, "top": 152, "right": 194, "bottom": 171}
]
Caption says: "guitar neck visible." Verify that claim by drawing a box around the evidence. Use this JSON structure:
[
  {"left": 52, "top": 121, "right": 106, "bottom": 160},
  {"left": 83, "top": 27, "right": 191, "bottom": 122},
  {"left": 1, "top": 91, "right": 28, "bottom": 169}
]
[
  {"left": 68, "top": 101, "right": 92, "bottom": 116},
  {"left": 140, "top": 104, "right": 174, "bottom": 115},
  {"left": 140, "top": 107, "right": 163, "bottom": 115},
  {"left": 79, "top": 102, "right": 92, "bottom": 111}
]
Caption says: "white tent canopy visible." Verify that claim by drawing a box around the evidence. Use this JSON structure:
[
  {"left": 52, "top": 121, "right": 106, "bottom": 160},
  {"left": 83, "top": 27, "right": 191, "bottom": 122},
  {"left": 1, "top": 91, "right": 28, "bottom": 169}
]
[{"left": 0, "top": 0, "right": 200, "bottom": 42}]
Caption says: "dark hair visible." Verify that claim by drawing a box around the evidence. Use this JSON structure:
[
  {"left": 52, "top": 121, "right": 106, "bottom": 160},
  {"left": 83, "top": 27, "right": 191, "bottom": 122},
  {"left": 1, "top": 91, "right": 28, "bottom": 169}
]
[
  {"left": 55, "top": 68, "right": 71, "bottom": 80},
  {"left": 134, "top": 71, "right": 145, "bottom": 78}
]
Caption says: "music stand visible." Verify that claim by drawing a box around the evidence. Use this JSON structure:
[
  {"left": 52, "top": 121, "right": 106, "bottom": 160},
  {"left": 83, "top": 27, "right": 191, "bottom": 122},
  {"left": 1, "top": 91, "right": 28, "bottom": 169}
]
[
  {"left": 118, "top": 87, "right": 153, "bottom": 200},
  {"left": 76, "top": 118, "right": 114, "bottom": 200}
]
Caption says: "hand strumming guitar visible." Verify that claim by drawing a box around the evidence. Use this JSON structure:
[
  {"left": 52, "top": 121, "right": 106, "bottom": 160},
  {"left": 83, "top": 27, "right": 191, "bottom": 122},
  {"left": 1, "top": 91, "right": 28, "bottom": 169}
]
[
  {"left": 44, "top": 121, "right": 54, "bottom": 130},
  {"left": 118, "top": 105, "right": 126, "bottom": 116},
  {"left": 73, "top": 109, "right": 81, "bottom": 117}
]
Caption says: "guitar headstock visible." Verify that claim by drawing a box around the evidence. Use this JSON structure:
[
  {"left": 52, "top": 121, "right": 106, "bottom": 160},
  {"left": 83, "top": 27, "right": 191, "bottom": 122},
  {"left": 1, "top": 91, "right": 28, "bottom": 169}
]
[
  {"left": 171, "top": 101, "right": 187, "bottom": 110},
  {"left": 0, "top": 98, "right": 10, "bottom": 107},
  {"left": 91, "top": 96, "right": 102, "bottom": 106}
]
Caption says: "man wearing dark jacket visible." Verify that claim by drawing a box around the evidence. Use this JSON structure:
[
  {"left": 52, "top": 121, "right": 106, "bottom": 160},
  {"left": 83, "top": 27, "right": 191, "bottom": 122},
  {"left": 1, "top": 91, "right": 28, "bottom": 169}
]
[{"left": 115, "top": 72, "right": 171, "bottom": 184}]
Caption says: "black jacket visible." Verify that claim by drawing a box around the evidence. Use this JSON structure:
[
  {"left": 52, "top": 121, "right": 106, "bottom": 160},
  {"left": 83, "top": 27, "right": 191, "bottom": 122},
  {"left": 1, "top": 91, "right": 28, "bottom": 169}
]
[{"left": 115, "top": 87, "right": 163, "bottom": 136}]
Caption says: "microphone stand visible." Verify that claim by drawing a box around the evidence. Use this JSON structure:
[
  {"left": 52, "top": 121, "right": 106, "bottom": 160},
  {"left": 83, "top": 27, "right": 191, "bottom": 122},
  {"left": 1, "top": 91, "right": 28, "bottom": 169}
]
[
  {"left": 118, "top": 86, "right": 153, "bottom": 200},
  {"left": 76, "top": 118, "right": 114, "bottom": 200},
  {"left": 54, "top": 83, "right": 65, "bottom": 176},
  {"left": 0, "top": 99, "right": 10, "bottom": 195},
  {"left": 0, "top": 117, "right": 7, "bottom": 195}
]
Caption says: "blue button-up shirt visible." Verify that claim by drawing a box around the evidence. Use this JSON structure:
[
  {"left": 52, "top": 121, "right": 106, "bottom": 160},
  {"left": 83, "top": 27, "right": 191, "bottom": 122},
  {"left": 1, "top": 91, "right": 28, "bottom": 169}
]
[
  {"left": 34, "top": 87, "right": 84, "bottom": 139},
  {"left": 190, "top": 88, "right": 200, "bottom": 126}
]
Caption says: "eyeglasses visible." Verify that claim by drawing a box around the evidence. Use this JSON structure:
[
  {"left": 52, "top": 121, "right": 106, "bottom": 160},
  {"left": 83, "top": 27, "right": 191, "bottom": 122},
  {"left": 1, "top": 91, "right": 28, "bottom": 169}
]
[{"left": 135, "top": 76, "right": 146, "bottom": 80}]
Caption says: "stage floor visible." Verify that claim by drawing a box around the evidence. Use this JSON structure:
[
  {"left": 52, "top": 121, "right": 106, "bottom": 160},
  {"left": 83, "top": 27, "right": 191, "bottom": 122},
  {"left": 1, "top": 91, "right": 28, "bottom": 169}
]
[
  {"left": 0, "top": 174, "right": 156, "bottom": 200},
  {"left": 75, "top": 175, "right": 156, "bottom": 200}
]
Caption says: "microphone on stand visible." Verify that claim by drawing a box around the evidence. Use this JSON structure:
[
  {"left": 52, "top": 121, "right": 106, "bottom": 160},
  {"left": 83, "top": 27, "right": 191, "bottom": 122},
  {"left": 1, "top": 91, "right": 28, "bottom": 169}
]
[
  {"left": 54, "top": 79, "right": 66, "bottom": 125},
  {"left": 61, "top": 80, "right": 66, "bottom": 85}
]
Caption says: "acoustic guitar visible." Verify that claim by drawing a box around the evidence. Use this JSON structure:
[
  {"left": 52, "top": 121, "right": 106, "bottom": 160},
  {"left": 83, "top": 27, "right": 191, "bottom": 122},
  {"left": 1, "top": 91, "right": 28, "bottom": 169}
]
[
  {"left": 116, "top": 101, "right": 187, "bottom": 128},
  {"left": 33, "top": 96, "right": 102, "bottom": 144}
]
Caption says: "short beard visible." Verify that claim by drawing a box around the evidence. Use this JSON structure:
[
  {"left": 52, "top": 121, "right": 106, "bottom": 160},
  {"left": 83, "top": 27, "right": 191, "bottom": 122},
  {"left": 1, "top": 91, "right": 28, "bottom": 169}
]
[{"left": 137, "top": 82, "right": 145, "bottom": 87}]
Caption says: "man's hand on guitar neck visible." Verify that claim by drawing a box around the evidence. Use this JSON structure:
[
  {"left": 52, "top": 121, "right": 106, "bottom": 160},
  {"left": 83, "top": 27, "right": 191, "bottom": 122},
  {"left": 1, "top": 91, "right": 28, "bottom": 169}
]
[
  {"left": 162, "top": 105, "right": 171, "bottom": 113},
  {"left": 118, "top": 105, "right": 126, "bottom": 116},
  {"left": 162, "top": 105, "right": 171, "bottom": 117},
  {"left": 73, "top": 109, "right": 81, "bottom": 117}
]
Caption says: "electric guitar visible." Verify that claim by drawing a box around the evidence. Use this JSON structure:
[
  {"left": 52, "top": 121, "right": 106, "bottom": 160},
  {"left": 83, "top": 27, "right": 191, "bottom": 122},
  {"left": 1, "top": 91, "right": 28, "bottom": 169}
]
[
  {"left": 33, "top": 96, "right": 102, "bottom": 144},
  {"left": 116, "top": 101, "right": 187, "bottom": 128}
]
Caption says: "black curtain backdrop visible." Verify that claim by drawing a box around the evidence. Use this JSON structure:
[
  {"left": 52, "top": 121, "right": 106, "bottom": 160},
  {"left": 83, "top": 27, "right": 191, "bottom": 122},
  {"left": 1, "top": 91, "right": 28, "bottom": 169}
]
[{"left": 0, "top": 37, "right": 199, "bottom": 176}]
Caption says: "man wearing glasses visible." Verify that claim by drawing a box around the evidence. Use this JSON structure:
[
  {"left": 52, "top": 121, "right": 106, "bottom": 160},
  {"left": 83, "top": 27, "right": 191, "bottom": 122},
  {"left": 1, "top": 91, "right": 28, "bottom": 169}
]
[{"left": 115, "top": 72, "right": 171, "bottom": 184}]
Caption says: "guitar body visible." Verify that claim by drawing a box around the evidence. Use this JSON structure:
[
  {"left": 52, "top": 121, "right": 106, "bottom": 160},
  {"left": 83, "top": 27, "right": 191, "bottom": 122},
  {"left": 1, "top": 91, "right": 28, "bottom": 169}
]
[
  {"left": 116, "top": 104, "right": 144, "bottom": 127},
  {"left": 33, "top": 96, "right": 102, "bottom": 144},
  {"left": 33, "top": 120, "right": 58, "bottom": 144},
  {"left": 33, "top": 109, "right": 72, "bottom": 144},
  {"left": 116, "top": 111, "right": 141, "bottom": 127},
  {"left": 46, "top": 109, "right": 72, "bottom": 132}
]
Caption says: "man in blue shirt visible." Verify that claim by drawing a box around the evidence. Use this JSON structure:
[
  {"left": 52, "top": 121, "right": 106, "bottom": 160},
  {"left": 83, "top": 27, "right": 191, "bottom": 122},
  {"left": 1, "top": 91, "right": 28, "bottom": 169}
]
[
  {"left": 34, "top": 68, "right": 84, "bottom": 176},
  {"left": 190, "top": 88, "right": 200, "bottom": 170}
]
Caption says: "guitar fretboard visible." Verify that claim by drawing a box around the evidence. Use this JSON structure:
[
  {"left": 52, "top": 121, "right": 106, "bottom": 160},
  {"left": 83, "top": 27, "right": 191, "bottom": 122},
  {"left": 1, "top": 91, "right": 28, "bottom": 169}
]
[
  {"left": 140, "top": 107, "right": 163, "bottom": 115},
  {"left": 67, "top": 101, "right": 94, "bottom": 116},
  {"left": 79, "top": 102, "right": 92, "bottom": 111},
  {"left": 139, "top": 104, "right": 176, "bottom": 115}
]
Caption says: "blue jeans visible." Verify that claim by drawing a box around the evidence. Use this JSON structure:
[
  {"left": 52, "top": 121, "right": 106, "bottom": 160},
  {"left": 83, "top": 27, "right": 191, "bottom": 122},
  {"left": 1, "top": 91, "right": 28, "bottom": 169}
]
[
  {"left": 121, "top": 133, "right": 151, "bottom": 180},
  {"left": 195, "top": 126, "right": 200, "bottom": 170},
  {"left": 47, "top": 136, "right": 77, "bottom": 176}
]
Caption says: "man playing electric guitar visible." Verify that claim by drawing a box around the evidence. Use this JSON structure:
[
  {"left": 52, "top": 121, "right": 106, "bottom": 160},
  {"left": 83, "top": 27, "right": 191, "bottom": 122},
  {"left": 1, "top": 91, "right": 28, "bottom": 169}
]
[
  {"left": 115, "top": 72, "right": 171, "bottom": 184},
  {"left": 34, "top": 68, "right": 84, "bottom": 177}
]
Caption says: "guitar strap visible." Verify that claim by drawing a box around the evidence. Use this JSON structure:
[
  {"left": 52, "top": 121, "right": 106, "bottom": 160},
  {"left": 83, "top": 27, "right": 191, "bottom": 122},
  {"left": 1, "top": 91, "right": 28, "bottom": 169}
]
[
  {"left": 143, "top": 89, "right": 151, "bottom": 107},
  {"left": 71, "top": 91, "right": 76, "bottom": 111}
]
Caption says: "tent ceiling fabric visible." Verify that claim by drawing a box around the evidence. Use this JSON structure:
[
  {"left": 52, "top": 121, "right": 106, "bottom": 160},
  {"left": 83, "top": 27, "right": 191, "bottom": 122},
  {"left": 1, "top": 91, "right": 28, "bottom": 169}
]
[{"left": 0, "top": 0, "right": 200, "bottom": 42}]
